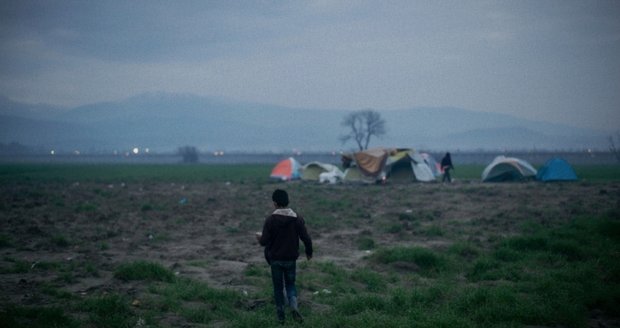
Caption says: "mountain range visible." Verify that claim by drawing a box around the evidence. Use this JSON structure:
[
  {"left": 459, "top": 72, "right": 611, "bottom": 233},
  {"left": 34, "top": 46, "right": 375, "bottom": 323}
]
[{"left": 0, "top": 92, "right": 609, "bottom": 153}]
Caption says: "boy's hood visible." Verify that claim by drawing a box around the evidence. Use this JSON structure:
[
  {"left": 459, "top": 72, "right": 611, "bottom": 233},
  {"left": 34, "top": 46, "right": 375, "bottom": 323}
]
[{"left": 272, "top": 208, "right": 297, "bottom": 218}]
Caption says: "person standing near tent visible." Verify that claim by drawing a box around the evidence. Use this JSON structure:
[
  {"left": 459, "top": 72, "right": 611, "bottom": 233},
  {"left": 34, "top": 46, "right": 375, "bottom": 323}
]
[
  {"left": 441, "top": 152, "right": 454, "bottom": 183},
  {"left": 256, "top": 189, "right": 313, "bottom": 324}
]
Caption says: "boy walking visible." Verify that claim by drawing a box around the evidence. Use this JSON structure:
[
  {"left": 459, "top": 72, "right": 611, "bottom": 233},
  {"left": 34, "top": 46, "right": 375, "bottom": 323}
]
[{"left": 256, "top": 189, "right": 313, "bottom": 324}]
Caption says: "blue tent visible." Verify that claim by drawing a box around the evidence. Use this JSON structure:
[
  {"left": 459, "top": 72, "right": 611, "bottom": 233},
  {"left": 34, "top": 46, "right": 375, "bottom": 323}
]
[{"left": 536, "top": 158, "right": 578, "bottom": 182}]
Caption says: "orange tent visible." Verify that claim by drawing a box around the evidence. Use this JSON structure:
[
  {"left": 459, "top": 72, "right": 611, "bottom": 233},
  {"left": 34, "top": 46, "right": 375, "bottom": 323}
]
[{"left": 270, "top": 157, "right": 302, "bottom": 181}]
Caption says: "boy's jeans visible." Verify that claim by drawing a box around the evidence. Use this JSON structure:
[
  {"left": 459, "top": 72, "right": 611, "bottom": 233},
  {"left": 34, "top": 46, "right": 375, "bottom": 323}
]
[{"left": 270, "top": 260, "right": 298, "bottom": 315}]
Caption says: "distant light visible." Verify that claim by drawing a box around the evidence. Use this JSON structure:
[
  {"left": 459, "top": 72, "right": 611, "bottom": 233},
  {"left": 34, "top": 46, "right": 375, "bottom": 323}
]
[
  {"left": 145, "top": 148, "right": 150, "bottom": 154},
  {"left": 219, "top": 151, "right": 224, "bottom": 156},
  {"left": 74, "top": 150, "right": 80, "bottom": 155},
  {"left": 132, "top": 147, "right": 139, "bottom": 155},
  {"left": 50, "top": 150, "right": 55, "bottom": 155},
  {"left": 113, "top": 150, "right": 118, "bottom": 155}
]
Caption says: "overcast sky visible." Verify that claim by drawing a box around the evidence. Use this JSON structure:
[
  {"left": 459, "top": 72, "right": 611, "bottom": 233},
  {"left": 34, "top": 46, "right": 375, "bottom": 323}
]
[{"left": 1, "top": 1, "right": 618, "bottom": 131}]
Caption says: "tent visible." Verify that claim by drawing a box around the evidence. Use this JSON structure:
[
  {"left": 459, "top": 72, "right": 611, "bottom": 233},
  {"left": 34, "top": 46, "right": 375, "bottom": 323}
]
[
  {"left": 536, "top": 158, "right": 578, "bottom": 182},
  {"left": 341, "top": 148, "right": 436, "bottom": 183},
  {"left": 341, "top": 148, "right": 392, "bottom": 183},
  {"left": 420, "top": 153, "right": 442, "bottom": 177},
  {"left": 270, "top": 157, "right": 302, "bottom": 181},
  {"left": 385, "top": 151, "right": 435, "bottom": 182},
  {"left": 301, "top": 162, "right": 344, "bottom": 182},
  {"left": 343, "top": 166, "right": 377, "bottom": 183},
  {"left": 408, "top": 152, "right": 436, "bottom": 182},
  {"left": 482, "top": 155, "right": 537, "bottom": 182}
]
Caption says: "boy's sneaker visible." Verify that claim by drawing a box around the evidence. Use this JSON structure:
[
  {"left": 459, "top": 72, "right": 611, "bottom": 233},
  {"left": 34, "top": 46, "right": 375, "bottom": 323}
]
[{"left": 291, "top": 309, "right": 303, "bottom": 323}]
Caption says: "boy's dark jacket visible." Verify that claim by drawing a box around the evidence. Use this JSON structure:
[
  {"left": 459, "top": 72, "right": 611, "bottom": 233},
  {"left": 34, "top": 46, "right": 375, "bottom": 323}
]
[{"left": 259, "top": 208, "right": 313, "bottom": 263}]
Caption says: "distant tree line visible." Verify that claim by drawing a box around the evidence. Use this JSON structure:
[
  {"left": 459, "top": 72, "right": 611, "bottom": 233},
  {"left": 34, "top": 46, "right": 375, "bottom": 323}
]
[{"left": 0, "top": 142, "right": 34, "bottom": 155}]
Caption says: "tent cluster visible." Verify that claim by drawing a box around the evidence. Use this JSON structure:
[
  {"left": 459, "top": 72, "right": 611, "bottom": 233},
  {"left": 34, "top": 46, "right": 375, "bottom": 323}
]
[
  {"left": 270, "top": 157, "right": 345, "bottom": 183},
  {"left": 481, "top": 156, "right": 578, "bottom": 182},
  {"left": 270, "top": 153, "right": 579, "bottom": 184},
  {"left": 340, "top": 148, "right": 441, "bottom": 183},
  {"left": 270, "top": 148, "right": 443, "bottom": 184}
]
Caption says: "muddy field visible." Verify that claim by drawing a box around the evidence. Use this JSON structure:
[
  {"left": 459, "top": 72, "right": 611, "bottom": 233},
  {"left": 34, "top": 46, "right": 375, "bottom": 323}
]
[{"left": 1, "top": 178, "right": 619, "bottom": 325}]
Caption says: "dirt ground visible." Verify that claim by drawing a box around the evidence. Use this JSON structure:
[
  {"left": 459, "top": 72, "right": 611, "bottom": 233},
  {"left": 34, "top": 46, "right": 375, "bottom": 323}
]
[{"left": 1, "top": 179, "right": 619, "bottom": 318}]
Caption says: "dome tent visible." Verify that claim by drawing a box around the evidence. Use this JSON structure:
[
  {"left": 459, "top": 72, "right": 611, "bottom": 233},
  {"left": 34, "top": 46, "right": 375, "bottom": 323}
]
[
  {"left": 301, "top": 162, "right": 344, "bottom": 181},
  {"left": 482, "top": 155, "right": 537, "bottom": 182},
  {"left": 270, "top": 157, "right": 302, "bottom": 181},
  {"left": 536, "top": 158, "right": 578, "bottom": 182}
]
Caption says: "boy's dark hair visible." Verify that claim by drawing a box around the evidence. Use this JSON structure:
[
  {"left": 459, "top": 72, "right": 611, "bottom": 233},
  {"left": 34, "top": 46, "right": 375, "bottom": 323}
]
[{"left": 272, "top": 189, "right": 289, "bottom": 207}]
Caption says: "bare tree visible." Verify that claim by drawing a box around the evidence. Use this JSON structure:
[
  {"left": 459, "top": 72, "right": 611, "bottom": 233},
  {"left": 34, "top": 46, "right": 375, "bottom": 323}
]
[
  {"left": 178, "top": 146, "right": 199, "bottom": 163},
  {"left": 609, "top": 131, "right": 620, "bottom": 163},
  {"left": 339, "top": 109, "right": 386, "bottom": 151}
]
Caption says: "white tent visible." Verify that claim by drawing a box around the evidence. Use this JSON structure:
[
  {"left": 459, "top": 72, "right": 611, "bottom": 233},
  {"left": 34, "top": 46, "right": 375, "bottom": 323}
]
[
  {"left": 408, "top": 152, "right": 436, "bottom": 182},
  {"left": 420, "top": 153, "right": 442, "bottom": 177},
  {"left": 482, "top": 155, "right": 537, "bottom": 182},
  {"left": 301, "top": 162, "right": 344, "bottom": 182}
]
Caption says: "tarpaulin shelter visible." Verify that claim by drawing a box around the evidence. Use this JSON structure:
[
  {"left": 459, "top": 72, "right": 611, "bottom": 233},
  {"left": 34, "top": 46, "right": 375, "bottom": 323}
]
[
  {"left": 536, "top": 158, "right": 578, "bottom": 182},
  {"left": 482, "top": 155, "right": 537, "bottom": 182},
  {"left": 341, "top": 148, "right": 392, "bottom": 183},
  {"left": 270, "top": 157, "right": 302, "bottom": 181}
]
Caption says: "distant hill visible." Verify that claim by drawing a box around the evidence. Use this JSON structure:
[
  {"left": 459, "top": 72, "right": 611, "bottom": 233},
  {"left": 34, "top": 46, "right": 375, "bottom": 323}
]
[{"left": 0, "top": 92, "right": 608, "bottom": 152}]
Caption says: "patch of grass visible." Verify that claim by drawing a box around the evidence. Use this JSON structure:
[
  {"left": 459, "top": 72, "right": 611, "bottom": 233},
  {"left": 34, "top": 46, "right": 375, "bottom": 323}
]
[
  {"left": 0, "top": 164, "right": 273, "bottom": 183},
  {"left": 114, "top": 260, "right": 175, "bottom": 282},
  {"left": 373, "top": 246, "right": 447, "bottom": 275},
  {"left": 0, "top": 304, "right": 79, "bottom": 328},
  {"left": 150, "top": 278, "right": 241, "bottom": 324},
  {"left": 398, "top": 212, "right": 417, "bottom": 221},
  {"left": 305, "top": 213, "right": 341, "bottom": 230},
  {"left": 40, "top": 283, "right": 75, "bottom": 300},
  {"left": 51, "top": 235, "right": 70, "bottom": 247},
  {"left": 58, "top": 271, "right": 76, "bottom": 284},
  {"left": 423, "top": 225, "right": 444, "bottom": 237},
  {"left": 74, "top": 202, "right": 97, "bottom": 213},
  {"left": 31, "top": 260, "right": 61, "bottom": 271},
  {"left": 302, "top": 261, "right": 351, "bottom": 294},
  {"left": 335, "top": 293, "right": 388, "bottom": 315},
  {"left": 572, "top": 165, "right": 620, "bottom": 181},
  {"left": 80, "top": 294, "right": 135, "bottom": 328},
  {"left": 383, "top": 223, "right": 403, "bottom": 234},
  {"left": 356, "top": 236, "right": 376, "bottom": 250},
  {"left": 145, "top": 232, "right": 170, "bottom": 243},
  {"left": 0, "top": 234, "right": 12, "bottom": 248},
  {"left": 448, "top": 242, "right": 480, "bottom": 259},
  {"left": 350, "top": 268, "right": 387, "bottom": 292},
  {"left": 243, "top": 263, "right": 268, "bottom": 277},
  {"left": 1, "top": 258, "right": 31, "bottom": 274},
  {"left": 140, "top": 202, "right": 167, "bottom": 212},
  {"left": 186, "top": 260, "right": 210, "bottom": 268}
]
